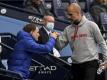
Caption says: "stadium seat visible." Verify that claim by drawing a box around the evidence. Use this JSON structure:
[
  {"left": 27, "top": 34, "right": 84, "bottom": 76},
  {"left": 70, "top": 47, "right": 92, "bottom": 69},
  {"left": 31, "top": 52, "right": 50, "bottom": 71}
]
[
  {"left": 100, "top": 12, "right": 107, "bottom": 40},
  {"left": 52, "top": 0, "right": 67, "bottom": 19},
  {"left": 68, "top": 0, "right": 78, "bottom": 3},
  {"left": 100, "top": 12, "right": 107, "bottom": 30},
  {"left": 84, "top": 12, "right": 94, "bottom": 21},
  {"left": 85, "top": 0, "right": 94, "bottom": 12},
  {"left": 78, "top": 1, "right": 86, "bottom": 11},
  {"left": 0, "top": 68, "right": 22, "bottom": 80}
]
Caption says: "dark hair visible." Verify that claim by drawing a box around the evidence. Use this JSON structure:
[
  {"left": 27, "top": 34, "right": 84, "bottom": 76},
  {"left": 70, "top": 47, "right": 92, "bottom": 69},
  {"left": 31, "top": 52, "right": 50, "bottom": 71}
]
[{"left": 23, "top": 23, "right": 36, "bottom": 33}]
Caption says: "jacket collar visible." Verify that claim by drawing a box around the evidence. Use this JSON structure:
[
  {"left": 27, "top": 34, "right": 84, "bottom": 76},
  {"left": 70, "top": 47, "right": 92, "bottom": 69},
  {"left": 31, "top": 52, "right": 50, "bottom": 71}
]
[{"left": 78, "top": 15, "right": 87, "bottom": 26}]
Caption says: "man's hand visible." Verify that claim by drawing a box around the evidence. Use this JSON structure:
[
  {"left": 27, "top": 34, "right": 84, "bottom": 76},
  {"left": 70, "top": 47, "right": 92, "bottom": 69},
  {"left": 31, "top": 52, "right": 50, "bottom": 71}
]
[
  {"left": 100, "top": 62, "right": 107, "bottom": 70},
  {"left": 53, "top": 32, "right": 60, "bottom": 36},
  {"left": 50, "top": 32, "right": 60, "bottom": 39}
]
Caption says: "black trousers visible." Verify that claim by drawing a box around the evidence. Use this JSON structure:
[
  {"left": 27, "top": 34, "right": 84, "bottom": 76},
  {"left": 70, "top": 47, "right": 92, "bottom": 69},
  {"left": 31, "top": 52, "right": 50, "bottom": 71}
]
[{"left": 71, "top": 60, "right": 99, "bottom": 80}]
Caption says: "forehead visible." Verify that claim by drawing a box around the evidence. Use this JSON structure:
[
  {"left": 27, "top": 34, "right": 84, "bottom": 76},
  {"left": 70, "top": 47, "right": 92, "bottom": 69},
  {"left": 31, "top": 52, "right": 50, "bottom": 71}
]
[
  {"left": 67, "top": 6, "right": 77, "bottom": 13},
  {"left": 48, "top": 18, "right": 54, "bottom": 22},
  {"left": 45, "top": 16, "right": 55, "bottom": 22}
]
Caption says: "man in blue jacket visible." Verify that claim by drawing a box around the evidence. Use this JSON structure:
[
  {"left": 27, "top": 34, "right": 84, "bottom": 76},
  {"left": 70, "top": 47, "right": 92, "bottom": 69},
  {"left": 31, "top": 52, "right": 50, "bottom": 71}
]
[{"left": 8, "top": 23, "right": 58, "bottom": 80}]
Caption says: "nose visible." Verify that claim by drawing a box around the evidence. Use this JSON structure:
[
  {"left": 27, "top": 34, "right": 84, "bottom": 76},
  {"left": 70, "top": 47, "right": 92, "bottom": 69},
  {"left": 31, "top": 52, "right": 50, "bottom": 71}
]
[
  {"left": 67, "top": 15, "right": 72, "bottom": 20},
  {"left": 67, "top": 15, "right": 70, "bottom": 18}
]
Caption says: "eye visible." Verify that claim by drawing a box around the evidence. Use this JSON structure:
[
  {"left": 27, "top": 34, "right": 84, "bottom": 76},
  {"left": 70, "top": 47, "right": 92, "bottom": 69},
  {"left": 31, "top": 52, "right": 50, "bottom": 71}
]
[{"left": 67, "top": 13, "right": 73, "bottom": 16}]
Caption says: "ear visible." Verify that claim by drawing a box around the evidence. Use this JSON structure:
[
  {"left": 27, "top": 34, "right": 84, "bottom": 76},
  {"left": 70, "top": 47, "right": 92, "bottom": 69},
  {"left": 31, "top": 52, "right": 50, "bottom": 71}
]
[
  {"left": 30, "top": 31, "right": 33, "bottom": 35},
  {"left": 41, "top": 20, "right": 45, "bottom": 24}
]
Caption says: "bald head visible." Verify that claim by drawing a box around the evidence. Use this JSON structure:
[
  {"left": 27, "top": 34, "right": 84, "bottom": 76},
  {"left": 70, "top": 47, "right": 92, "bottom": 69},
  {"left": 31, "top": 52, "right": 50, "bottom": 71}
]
[
  {"left": 43, "top": 15, "right": 55, "bottom": 26},
  {"left": 43, "top": 15, "right": 55, "bottom": 22},
  {"left": 67, "top": 3, "right": 81, "bottom": 14},
  {"left": 66, "top": 3, "right": 82, "bottom": 24}
]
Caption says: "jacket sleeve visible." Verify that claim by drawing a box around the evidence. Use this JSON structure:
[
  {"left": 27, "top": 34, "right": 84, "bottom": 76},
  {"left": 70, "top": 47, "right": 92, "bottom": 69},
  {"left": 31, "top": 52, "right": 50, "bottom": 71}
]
[
  {"left": 24, "top": 37, "right": 55, "bottom": 54},
  {"left": 55, "top": 28, "right": 69, "bottom": 50},
  {"left": 91, "top": 22, "right": 107, "bottom": 63}
]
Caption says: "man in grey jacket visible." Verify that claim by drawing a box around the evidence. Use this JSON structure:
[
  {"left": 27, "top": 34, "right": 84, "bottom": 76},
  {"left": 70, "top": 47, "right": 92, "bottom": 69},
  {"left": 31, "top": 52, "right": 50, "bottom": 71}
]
[{"left": 56, "top": 3, "right": 107, "bottom": 80}]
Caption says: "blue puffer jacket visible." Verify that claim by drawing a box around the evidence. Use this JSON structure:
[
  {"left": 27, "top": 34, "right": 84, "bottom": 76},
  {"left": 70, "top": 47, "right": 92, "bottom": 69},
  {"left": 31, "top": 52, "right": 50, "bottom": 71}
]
[{"left": 8, "top": 31, "right": 55, "bottom": 79}]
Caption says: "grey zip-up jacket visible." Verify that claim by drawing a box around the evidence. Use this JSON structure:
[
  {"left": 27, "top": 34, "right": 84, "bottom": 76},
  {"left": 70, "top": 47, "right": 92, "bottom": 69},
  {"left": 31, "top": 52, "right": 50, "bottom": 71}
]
[{"left": 56, "top": 16, "right": 107, "bottom": 63}]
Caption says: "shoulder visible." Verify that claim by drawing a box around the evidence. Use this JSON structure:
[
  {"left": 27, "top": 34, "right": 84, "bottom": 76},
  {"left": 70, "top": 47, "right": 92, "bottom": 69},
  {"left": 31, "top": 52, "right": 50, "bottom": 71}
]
[
  {"left": 87, "top": 21, "right": 100, "bottom": 30},
  {"left": 65, "top": 25, "right": 72, "bottom": 30},
  {"left": 86, "top": 20, "right": 98, "bottom": 27},
  {"left": 89, "top": 21, "right": 98, "bottom": 26}
]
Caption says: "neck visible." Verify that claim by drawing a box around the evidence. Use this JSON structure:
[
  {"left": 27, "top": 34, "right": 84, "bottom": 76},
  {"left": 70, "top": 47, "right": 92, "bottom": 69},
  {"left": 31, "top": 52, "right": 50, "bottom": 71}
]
[{"left": 73, "top": 18, "right": 81, "bottom": 25}]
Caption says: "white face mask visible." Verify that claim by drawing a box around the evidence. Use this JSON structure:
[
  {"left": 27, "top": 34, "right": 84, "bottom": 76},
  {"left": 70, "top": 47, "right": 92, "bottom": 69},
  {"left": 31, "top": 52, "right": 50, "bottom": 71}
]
[{"left": 46, "top": 22, "right": 54, "bottom": 31}]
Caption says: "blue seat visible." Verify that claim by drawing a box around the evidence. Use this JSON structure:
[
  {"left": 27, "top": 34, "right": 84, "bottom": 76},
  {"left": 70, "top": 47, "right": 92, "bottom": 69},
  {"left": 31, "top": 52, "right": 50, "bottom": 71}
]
[
  {"left": 52, "top": 0, "right": 67, "bottom": 19},
  {"left": 100, "top": 12, "right": 107, "bottom": 25},
  {"left": 77, "top": 0, "right": 94, "bottom": 12},
  {"left": 85, "top": 0, "right": 94, "bottom": 12},
  {"left": 100, "top": 12, "right": 107, "bottom": 31},
  {"left": 84, "top": 12, "right": 94, "bottom": 21},
  {"left": 69, "top": 0, "right": 78, "bottom": 3},
  {"left": 100, "top": 12, "right": 107, "bottom": 41},
  {"left": 78, "top": 1, "right": 86, "bottom": 11}
]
